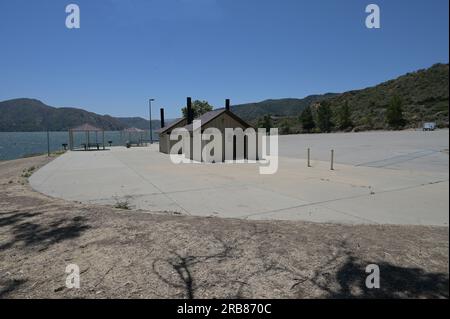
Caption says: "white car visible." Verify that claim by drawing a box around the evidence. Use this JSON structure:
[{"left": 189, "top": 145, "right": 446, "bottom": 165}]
[{"left": 423, "top": 122, "right": 436, "bottom": 131}]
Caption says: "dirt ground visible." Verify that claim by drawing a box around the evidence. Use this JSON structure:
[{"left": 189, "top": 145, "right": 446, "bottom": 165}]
[{"left": 0, "top": 155, "right": 448, "bottom": 299}]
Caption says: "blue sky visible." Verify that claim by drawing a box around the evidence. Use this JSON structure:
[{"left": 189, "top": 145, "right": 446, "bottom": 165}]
[{"left": 0, "top": 0, "right": 448, "bottom": 119}]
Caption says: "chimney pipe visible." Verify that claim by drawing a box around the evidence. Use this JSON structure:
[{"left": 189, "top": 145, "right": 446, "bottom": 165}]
[
  {"left": 160, "top": 108, "right": 165, "bottom": 128},
  {"left": 187, "top": 97, "right": 193, "bottom": 124},
  {"left": 225, "top": 99, "right": 230, "bottom": 111}
]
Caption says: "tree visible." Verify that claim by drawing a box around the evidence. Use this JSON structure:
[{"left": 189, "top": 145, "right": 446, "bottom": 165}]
[
  {"left": 363, "top": 101, "right": 376, "bottom": 128},
  {"left": 257, "top": 115, "right": 272, "bottom": 133},
  {"left": 182, "top": 100, "right": 213, "bottom": 119},
  {"left": 316, "top": 101, "right": 333, "bottom": 132},
  {"left": 280, "top": 119, "right": 291, "bottom": 135},
  {"left": 338, "top": 101, "right": 353, "bottom": 130},
  {"left": 299, "top": 106, "right": 315, "bottom": 133},
  {"left": 386, "top": 96, "right": 406, "bottom": 129}
]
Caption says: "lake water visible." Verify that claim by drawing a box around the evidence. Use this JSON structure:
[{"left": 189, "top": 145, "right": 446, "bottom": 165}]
[{"left": 0, "top": 131, "right": 157, "bottom": 161}]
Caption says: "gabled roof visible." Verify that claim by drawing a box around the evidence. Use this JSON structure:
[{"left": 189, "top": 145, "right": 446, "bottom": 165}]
[
  {"left": 69, "top": 123, "right": 103, "bottom": 131},
  {"left": 183, "top": 109, "right": 253, "bottom": 132},
  {"left": 156, "top": 117, "right": 187, "bottom": 134}
]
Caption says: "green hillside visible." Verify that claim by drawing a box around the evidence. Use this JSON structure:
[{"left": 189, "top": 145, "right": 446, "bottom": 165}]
[
  {"left": 320, "top": 63, "right": 449, "bottom": 131},
  {"left": 244, "top": 63, "right": 448, "bottom": 133},
  {"left": 0, "top": 99, "right": 159, "bottom": 132}
]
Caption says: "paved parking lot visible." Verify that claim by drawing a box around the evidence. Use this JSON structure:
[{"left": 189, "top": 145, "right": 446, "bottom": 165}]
[
  {"left": 30, "top": 130, "right": 449, "bottom": 225},
  {"left": 278, "top": 129, "right": 449, "bottom": 172}
]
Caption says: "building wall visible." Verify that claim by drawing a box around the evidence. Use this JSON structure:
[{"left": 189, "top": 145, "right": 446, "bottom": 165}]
[
  {"left": 159, "top": 133, "right": 170, "bottom": 153},
  {"left": 190, "top": 112, "right": 261, "bottom": 162},
  {"left": 160, "top": 133, "right": 185, "bottom": 154},
  {"left": 205, "top": 112, "right": 248, "bottom": 162},
  {"left": 158, "top": 118, "right": 188, "bottom": 154}
]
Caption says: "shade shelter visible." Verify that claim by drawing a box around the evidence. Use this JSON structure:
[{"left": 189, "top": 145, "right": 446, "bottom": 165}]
[
  {"left": 68, "top": 123, "right": 105, "bottom": 151},
  {"left": 121, "top": 127, "right": 146, "bottom": 147}
]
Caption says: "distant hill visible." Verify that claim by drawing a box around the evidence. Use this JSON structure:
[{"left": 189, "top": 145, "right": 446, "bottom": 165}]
[
  {"left": 231, "top": 94, "right": 337, "bottom": 122},
  {"left": 115, "top": 117, "right": 160, "bottom": 131},
  {"left": 0, "top": 98, "right": 159, "bottom": 132}
]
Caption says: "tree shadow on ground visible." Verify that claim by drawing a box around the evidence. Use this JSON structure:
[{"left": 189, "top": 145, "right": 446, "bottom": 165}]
[
  {"left": 302, "top": 239, "right": 449, "bottom": 299},
  {"left": 152, "top": 236, "right": 236, "bottom": 299},
  {"left": 0, "top": 278, "right": 27, "bottom": 298},
  {"left": 152, "top": 234, "right": 449, "bottom": 299},
  {"left": 0, "top": 211, "right": 42, "bottom": 227},
  {"left": 0, "top": 212, "right": 90, "bottom": 251},
  {"left": 326, "top": 256, "right": 449, "bottom": 299}
]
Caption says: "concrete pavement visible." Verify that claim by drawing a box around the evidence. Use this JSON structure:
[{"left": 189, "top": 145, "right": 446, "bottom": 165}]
[{"left": 30, "top": 130, "right": 449, "bottom": 225}]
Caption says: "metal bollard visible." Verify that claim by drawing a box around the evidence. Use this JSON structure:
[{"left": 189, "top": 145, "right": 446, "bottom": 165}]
[
  {"left": 307, "top": 148, "right": 311, "bottom": 167},
  {"left": 47, "top": 130, "right": 50, "bottom": 157},
  {"left": 330, "top": 149, "right": 334, "bottom": 170}
]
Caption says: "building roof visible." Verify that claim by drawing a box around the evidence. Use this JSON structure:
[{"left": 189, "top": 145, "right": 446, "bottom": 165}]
[
  {"left": 183, "top": 109, "right": 253, "bottom": 132},
  {"left": 156, "top": 117, "right": 187, "bottom": 134},
  {"left": 69, "top": 123, "right": 103, "bottom": 131}
]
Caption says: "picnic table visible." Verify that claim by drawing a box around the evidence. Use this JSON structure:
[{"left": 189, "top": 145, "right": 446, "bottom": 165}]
[
  {"left": 81, "top": 143, "right": 104, "bottom": 150},
  {"left": 126, "top": 140, "right": 147, "bottom": 148}
]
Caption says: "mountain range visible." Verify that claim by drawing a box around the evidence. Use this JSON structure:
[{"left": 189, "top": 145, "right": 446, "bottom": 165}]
[
  {"left": 0, "top": 63, "right": 448, "bottom": 132},
  {"left": 0, "top": 98, "right": 160, "bottom": 132}
]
